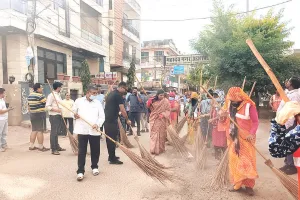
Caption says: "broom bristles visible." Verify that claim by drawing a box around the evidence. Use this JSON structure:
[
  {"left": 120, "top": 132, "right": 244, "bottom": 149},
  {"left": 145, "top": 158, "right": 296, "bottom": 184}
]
[
  {"left": 176, "top": 117, "right": 187, "bottom": 133},
  {"left": 210, "top": 148, "right": 229, "bottom": 189},
  {"left": 167, "top": 125, "right": 190, "bottom": 158},
  {"left": 195, "top": 126, "right": 205, "bottom": 168},
  {"left": 67, "top": 133, "right": 78, "bottom": 154},
  {"left": 117, "top": 118, "right": 134, "bottom": 148},
  {"left": 134, "top": 136, "right": 171, "bottom": 169},
  {"left": 118, "top": 144, "right": 176, "bottom": 184}
]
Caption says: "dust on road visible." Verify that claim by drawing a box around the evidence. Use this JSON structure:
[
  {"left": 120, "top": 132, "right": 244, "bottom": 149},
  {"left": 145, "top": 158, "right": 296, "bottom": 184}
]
[{"left": 0, "top": 120, "right": 295, "bottom": 200}]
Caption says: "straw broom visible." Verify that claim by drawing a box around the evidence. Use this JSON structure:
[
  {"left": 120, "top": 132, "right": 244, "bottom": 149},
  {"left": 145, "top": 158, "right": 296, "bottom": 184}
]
[
  {"left": 117, "top": 118, "right": 134, "bottom": 148},
  {"left": 213, "top": 76, "right": 218, "bottom": 90},
  {"left": 175, "top": 117, "right": 187, "bottom": 134},
  {"left": 58, "top": 102, "right": 175, "bottom": 183},
  {"left": 202, "top": 85, "right": 298, "bottom": 198},
  {"left": 241, "top": 76, "right": 246, "bottom": 90},
  {"left": 196, "top": 123, "right": 210, "bottom": 170},
  {"left": 246, "top": 39, "right": 297, "bottom": 198},
  {"left": 46, "top": 80, "right": 78, "bottom": 154},
  {"left": 195, "top": 123, "right": 205, "bottom": 168},
  {"left": 167, "top": 125, "right": 190, "bottom": 158},
  {"left": 210, "top": 148, "right": 229, "bottom": 190}
]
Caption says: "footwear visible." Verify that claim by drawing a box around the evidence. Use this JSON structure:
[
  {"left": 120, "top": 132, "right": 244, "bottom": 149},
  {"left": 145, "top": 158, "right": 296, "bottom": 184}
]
[
  {"left": 137, "top": 132, "right": 141, "bottom": 136},
  {"left": 279, "top": 165, "right": 289, "bottom": 171},
  {"left": 109, "top": 159, "right": 123, "bottom": 165},
  {"left": 283, "top": 165, "right": 298, "bottom": 175},
  {"left": 77, "top": 173, "right": 84, "bottom": 181},
  {"left": 39, "top": 147, "right": 50, "bottom": 152},
  {"left": 228, "top": 185, "right": 242, "bottom": 192},
  {"left": 245, "top": 187, "right": 254, "bottom": 196},
  {"left": 140, "top": 129, "right": 145, "bottom": 133},
  {"left": 57, "top": 147, "right": 66, "bottom": 151},
  {"left": 51, "top": 151, "right": 60, "bottom": 155},
  {"left": 146, "top": 129, "right": 149, "bottom": 132},
  {"left": 127, "top": 133, "right": 133, "bottom": 136},
  {"left": 108, "top": 156, "right": 120, "bottom": 161},
  {"left": 29, "top": 147, "right": 38, "bottom": 151},
  {"left": 92, "top": 168, "right": 99, "bottom": 176},
  {"left": 0, "top": 148, "right": 6, "bottom": 152}
]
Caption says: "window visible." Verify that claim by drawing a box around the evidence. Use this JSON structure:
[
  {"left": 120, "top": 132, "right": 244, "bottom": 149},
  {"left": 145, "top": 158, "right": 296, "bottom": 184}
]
[
  {"left": 141, "top": 52, "right": 149, "bottom": 63},
  {"left": 99, "top": 57, "right": 104, "bottom": 72},
  {"left": 72, "top": 60, "right": 82, "bottom": 76},
  {"left": 154, "top": 51, "right": 164, "bottom": 62},
  {"left": 0, "top": 0, "right": 28, "bottom": 14},
  {"left": 109, "top": 31, "right": 113, "bottom": 45},
  {"left": 96, "top": 0, "right": 103, "bottom": 6},
  {"left": 55, "top": 0, "right": 70, "bottom": 37},
  {"left": 37, "top": 47, "right": 67, "bottom": 83}
]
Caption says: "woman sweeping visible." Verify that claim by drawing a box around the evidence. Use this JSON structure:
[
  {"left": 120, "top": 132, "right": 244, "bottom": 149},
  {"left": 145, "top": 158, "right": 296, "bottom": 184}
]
[
  {"left": 185, "top": 92, "right": 199, "bottom": 144},
  {"left": 219, "top": 87, "right": 259, "bottom": 196},
  {"left": 169, "top": 92, "right": 180, "bottom": 127},
  {"left": 147, "top": 90, "right": 170, "bottom": 155},
  {"left": 209, "top": 91, "right": 227, "bottom": 160}
]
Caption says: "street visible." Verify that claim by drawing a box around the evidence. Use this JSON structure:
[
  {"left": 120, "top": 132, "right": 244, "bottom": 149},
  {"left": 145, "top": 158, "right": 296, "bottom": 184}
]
[{"left": 0, "top": 120, "right": 296, "bottom": 200}]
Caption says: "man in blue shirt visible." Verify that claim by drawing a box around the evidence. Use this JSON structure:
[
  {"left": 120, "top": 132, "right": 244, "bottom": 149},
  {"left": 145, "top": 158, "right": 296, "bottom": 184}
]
[
  {"left": 127, "top": 88, "right": 143, "bottom": 136},
  {"left": 96, "top": 89, "right": 105, "bottom": 108}
]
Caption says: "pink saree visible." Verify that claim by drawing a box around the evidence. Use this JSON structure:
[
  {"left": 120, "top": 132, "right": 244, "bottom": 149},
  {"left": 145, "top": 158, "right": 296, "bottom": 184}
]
[{"left": 148, "top": 98, "right": 171, "bottom": 155}]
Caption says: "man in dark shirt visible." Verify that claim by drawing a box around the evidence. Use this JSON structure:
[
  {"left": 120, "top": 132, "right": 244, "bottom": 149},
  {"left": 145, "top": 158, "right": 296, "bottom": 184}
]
[
  {"left": 104, "top": 82, "right": 131, "bottom": 164},
  {"left": 127, "top": 88, "right": 143, "bottom": 136}
]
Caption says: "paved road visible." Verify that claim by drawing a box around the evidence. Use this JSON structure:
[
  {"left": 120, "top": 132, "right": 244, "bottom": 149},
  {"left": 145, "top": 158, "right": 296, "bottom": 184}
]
[{"left": 0, "top": 120, "right": 296, "bottom": 200}]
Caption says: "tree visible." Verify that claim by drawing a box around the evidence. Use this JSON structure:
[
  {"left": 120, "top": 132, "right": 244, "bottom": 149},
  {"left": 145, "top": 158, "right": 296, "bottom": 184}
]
[
  {"left": 127, "top": 60, "right": 136, "bottom": 89},
  {"left": 79, "top": 60, "right": 91, "bottom": 94},
  {"left": 191, "top": 0, "right": 299, "bottom": 93}
]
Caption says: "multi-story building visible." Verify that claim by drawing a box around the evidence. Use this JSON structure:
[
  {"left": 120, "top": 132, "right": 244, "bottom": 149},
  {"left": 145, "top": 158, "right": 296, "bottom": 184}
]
[
  {"left": 108, "top": 0, "right": 141, "bottom": 81},
  {"left": 0, "top": 0, "right": 112, "bottom": 95},
  {"left": 140, "top": 39, "right": 181, "bottom": 88}
]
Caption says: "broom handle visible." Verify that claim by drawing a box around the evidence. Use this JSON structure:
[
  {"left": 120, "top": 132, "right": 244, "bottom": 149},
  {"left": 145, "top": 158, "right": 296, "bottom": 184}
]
[
  {"left": 201, "top": 86, "right": 269, "bottom": 161},
  {"left": 242, "top": 76, "right": 246, "bottom": 90},
  {"left": 135, "top": 74, "right": 147, "bottom": 95},
  {"left": 214, "top": 76, "right": 218, "bottom": 90},
  {"left": 249, "top": 81, "right": 257, "bottom": 97},
  {"left": 246, "top": 39, "right": 289, "bottom": 102},
  {"left": 46, "top": 80, "right": 71, "bottom": 137},
  {"left": 205, "top": 77, "right": 212, "bottom": 89},
  {"left": 57, "top": 100, "right": 119, "bottom": 145}
]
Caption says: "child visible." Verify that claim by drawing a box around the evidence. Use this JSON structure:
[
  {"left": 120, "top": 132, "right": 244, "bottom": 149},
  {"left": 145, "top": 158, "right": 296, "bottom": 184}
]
[{"left": 0, "top": 88, "right": 14, "bottom": 152}]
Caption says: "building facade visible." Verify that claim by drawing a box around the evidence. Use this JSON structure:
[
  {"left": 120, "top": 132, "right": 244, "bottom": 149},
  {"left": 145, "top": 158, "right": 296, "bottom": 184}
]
[
  {"left": 140, "top": 39, "right": 181, "bottom": 89},
  {"left": 108, "top": 0, "right": 141, "bottom": 82}
]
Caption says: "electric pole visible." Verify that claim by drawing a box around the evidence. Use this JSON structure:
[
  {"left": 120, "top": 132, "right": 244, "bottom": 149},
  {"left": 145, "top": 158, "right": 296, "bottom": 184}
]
[{"left": 246, "top": 0, "right": 249, "bottom": 14}]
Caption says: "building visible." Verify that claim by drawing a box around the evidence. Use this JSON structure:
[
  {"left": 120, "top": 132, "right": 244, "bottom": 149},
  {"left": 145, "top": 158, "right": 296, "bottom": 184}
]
[
  {"left": 108, "top": 0, "right": 141, "bottom": 82},
  {"left": 0, "top": 0, "right": 113, "bottom": 95},
  {"left": 140, "top": 39, "right": 181, "bottom": 89}
]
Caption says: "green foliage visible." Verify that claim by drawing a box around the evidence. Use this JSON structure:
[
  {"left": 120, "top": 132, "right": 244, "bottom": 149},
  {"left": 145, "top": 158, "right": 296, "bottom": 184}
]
[
  {"left": 127, "top": 60, "right": 136, "bottom": 89},
  {"left": 190, "top": 0, "right": 299, "bottom": 92},
  {"left": 79, "top": 60, "right": 91, "bottom": 94},
  {"left": 186, "top": 64, "right": 213, "bottom": 87}
]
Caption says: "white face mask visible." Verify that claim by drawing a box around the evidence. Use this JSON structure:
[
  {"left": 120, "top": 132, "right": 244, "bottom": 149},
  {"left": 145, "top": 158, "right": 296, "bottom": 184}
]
[
  {"left": 90, "top": 95, "right": 97, "bottom": 100},
  {"left": 169, "top": 97, "right": 175, "bottom": 101}
]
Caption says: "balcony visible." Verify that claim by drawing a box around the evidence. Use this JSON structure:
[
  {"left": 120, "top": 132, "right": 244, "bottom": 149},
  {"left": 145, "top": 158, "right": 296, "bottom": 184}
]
[
  {"left": 123, "top": 51, "right": 140, "bottom": 65},
  {"left": 122, "top": 20, "right": 140, "bottom": 44},
  {"left": 124, "top": 0, "right": 141, "bottom": 16},
  {"left": 0, "top": 0, "right": 28, "bottom": 14},
  {"left": 81, "top": 29, "right": 102, "bottom": 45},
  {"left": 123, "top": 20, "right": 140, "bottom": 38}
]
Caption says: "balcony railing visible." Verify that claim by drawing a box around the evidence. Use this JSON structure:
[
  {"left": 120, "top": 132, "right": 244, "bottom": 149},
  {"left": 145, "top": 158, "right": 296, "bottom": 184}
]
[
  {"left": 122, "top": 20, "right": 140, "bottom": 39},
  {"left": 81, "top": 29, "right": 102, "bottom": 45},
  {"left": 125, "top": 0, "right": 140, "bottom": 13},
  {"left": 123, "top": 52, "right": 140, "bottom": 64}
]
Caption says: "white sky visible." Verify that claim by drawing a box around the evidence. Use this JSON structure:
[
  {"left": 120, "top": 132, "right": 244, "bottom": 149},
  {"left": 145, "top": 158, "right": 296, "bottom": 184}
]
[{"left": 140, "top": 0, "right": 300, "bottom": 54}]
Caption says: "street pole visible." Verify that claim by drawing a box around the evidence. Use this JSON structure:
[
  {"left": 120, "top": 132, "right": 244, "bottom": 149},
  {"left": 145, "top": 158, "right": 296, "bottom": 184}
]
[{"left": 246, "top": 0, "right": 249, "bottom": 14}]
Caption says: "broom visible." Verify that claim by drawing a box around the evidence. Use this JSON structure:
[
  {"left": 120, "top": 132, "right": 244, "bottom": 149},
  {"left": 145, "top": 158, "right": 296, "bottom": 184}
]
[
  {"left": 202, "top": 85, "right": 298, "bottom": 198},
  {"left": 58, "top": 103, "right": 175, "bottom": 184},
  {"left": 210, "top": 148, "right": 230, "bottom": 189},
  {"left": 246, "top": 39, "right": 297, "bottom": 198},
  {"left": 175, "top": 117, "right": 187, "bottom": 133},
  {"left": 249, "top": 81, "right": 257, "bottom": 97},
  {"left": 196, "top": 123, "right": 210, "bottom": 170},
  {"left": 213, "top": 76, "right": 218, "bottom": 90},
  {"left": 167, "top": 125, "right": 190, "bottom": 158},
  {"left": 117, "top": 118, "right": 134, "bottom": 148},
  {"left": 46, "top": 80, "right": 78, "bottom": 154},
  {"left": 242, "top": 76, "right": 246, "bottom": 90}
]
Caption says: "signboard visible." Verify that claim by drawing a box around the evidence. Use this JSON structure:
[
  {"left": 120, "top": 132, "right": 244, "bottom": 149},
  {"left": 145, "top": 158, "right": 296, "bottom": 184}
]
[
  {"left": 166, "top": 54, "right": 209, "bottom": 65},
  {"left": 173, "top": 65, "right": 184, "bottom": 75},
  {"left": 105, "top": 72, "right": 117, "bottom": 79}
]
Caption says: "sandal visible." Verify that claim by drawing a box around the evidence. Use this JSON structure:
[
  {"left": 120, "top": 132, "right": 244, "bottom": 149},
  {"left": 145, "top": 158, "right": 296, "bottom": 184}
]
[
  {"left": 57, "top": 147, "right": 66, "bottom": 151},
  {"left": 52, "top": 151, "right": 60, "bottom": 155},
  {"left": 228, "top": 186, "right": 242, "bottom": 192},
  {"left": 39, "top": 147, "right": 50, "bottom": 152},
  {"left": 29, "top": 147, "right": 38, "bottom": 151}
]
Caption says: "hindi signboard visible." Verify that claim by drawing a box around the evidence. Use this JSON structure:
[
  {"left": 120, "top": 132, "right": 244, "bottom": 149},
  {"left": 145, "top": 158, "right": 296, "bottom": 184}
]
[{"left": 166, "top": 54, "right": 209, "bottom": 65}]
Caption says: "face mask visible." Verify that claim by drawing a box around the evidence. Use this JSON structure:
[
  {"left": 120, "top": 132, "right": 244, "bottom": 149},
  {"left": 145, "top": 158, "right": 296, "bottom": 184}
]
[
  {"left": 169, "top": 97, "right": 175, "bottom": 101},
  {"left": 90, "top": 95, "right": 97, "bottom": 100}
]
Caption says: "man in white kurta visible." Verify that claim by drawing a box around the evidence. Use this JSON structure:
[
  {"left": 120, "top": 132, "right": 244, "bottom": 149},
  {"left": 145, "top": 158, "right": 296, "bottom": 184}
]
[{"left": 73, "top": 85, "right": 105, "bottom": 181}]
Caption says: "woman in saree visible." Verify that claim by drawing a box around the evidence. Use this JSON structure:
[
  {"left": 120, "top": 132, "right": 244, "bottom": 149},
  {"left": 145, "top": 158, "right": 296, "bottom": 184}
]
[
  {"left": 147, "top": 90, "right": 170, "bottom": 155},
  {"left": 219, "top": 87, "right": 259, "bottom": 196},
  {"left": 169, "top": 92, "right": 180, "bottom": 127}
]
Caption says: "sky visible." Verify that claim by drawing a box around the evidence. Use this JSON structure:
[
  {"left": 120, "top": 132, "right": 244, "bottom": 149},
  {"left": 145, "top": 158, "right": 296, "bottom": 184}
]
[{"left": 139, "top": 0, "right": 300, "bottom": 54}]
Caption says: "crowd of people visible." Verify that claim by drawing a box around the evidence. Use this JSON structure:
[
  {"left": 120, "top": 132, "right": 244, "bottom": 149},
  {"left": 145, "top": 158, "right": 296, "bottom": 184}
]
[{"left": 2, "top": 76, "right": 300, "bottom": 197}]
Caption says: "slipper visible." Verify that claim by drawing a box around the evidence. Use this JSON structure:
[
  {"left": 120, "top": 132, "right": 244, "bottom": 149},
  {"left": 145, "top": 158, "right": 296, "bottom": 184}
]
[
  {"left": 228, "top": 186, "right": 242, "bottom": 192},
  {"left": 29, "top": 147, "right": 38, "bottom": 151}
]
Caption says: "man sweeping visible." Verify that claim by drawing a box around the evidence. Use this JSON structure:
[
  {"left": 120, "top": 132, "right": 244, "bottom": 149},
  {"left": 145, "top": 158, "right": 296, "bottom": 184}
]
[
  {"left": 73, "top": 85, "right": 105, "bottom": 181},
  {"left": 219, "top": 87, "right": 259, "bottom": 196}
]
